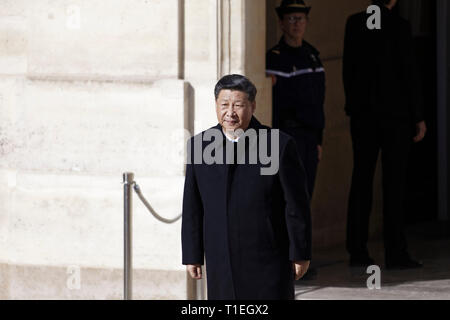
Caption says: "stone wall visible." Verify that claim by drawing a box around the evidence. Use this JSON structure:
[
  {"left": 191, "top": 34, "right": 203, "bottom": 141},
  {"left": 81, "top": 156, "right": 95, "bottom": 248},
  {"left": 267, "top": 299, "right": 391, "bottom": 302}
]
[{"left": 0, "top": 0, "right": 189, "bottom": 300}]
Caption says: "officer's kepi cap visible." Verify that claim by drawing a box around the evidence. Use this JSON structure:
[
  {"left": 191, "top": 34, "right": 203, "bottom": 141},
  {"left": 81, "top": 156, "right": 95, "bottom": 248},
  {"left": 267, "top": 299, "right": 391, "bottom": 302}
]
[{"left": 276, "top": 0, "right": 311, "bottom": 19}]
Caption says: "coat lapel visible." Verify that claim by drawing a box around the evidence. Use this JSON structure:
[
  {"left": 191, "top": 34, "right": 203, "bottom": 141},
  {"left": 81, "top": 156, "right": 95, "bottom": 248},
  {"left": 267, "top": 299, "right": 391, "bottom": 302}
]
[{"left": 212, "top": 116, "right": 264, "bottom": 211}]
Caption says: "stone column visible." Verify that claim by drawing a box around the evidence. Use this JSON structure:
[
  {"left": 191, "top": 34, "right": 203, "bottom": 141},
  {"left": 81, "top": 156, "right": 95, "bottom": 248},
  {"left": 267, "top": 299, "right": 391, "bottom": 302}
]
[{"left": 185, "top": 0, "right": 272, "bottom": 135}]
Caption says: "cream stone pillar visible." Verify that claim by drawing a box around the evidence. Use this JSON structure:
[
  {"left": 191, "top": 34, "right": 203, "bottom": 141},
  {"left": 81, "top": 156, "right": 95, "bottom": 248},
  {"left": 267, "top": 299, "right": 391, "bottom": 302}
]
[
  {"left": 185, "top": 0, "right": 272, "bottom": 135},
  {"left": 243, "top": 0, "right": 273, "bottom": 126}
]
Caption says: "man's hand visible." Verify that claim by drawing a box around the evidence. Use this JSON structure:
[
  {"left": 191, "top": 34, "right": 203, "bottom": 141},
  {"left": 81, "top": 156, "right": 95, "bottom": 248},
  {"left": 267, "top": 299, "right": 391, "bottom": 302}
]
[
  {"left": 317, "top": 145, "right": 322, "bottom": 162},
  {"left": 187, "top": 264, "right": 202, "bottom": 279},
  {"left": 293, "top": 260, "right": 310, "bottom": 280},
  {"left": 413, "top": 121, "right": 427, "bottom": 143}
]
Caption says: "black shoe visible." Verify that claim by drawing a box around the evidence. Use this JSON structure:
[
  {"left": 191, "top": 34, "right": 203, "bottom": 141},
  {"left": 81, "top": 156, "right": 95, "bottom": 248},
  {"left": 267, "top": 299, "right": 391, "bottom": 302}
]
[
  {"left": 349, "top": 255, "right": 375, "bottom": 268},
  {"left": 385, "top": 257, "right": 423, "bottom": 270}
]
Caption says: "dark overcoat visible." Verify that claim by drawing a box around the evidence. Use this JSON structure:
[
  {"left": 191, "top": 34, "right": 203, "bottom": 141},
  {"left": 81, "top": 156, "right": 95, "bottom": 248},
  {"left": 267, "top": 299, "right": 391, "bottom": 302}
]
[
  {"left": 343, "top": 6, "right": 423, "bottom": 123},
  {"left": 181, "top": 117, "right": 311, "bottom": 300}
]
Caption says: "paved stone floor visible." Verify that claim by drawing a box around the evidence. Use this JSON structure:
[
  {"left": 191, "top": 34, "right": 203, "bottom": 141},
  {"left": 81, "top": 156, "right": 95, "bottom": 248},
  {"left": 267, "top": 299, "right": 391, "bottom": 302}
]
[{"left": 295, "top": 221, "right": 450, "bottom": 300}]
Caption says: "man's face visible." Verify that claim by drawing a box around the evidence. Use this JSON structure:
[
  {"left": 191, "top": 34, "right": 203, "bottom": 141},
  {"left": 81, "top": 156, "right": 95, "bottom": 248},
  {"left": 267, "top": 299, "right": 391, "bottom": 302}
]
[
  {"left": 215, "top": 89, "right": 256, "bottom": 132},
  {"left": 280, "top": 12, "right": 308, "bottom": 41}
]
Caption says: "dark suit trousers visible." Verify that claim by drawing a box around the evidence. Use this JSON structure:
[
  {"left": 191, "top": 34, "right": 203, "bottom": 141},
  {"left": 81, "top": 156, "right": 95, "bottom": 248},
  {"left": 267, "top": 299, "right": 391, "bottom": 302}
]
[{"left": 346, "top": 115, "right": 413, "bottom": 260}]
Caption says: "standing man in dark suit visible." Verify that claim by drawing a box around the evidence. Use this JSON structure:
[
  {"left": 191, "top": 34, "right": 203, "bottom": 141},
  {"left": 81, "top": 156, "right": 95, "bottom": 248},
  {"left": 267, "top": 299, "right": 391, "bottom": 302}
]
[
  {"left": 343, "top": 0, "right": 426, "bottom": 269},
  {"left": 266, "top": 0, "right": 325, "bottom": 279},
  {"left": 182, "top": 74, "right": 312, "bottom": 299}
]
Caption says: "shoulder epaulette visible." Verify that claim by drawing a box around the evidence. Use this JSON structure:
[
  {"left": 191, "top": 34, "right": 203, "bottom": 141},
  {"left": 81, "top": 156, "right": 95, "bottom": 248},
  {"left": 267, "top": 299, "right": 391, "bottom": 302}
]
[{"left": 268, "top": 44, "right": 281, "bottom": 55}]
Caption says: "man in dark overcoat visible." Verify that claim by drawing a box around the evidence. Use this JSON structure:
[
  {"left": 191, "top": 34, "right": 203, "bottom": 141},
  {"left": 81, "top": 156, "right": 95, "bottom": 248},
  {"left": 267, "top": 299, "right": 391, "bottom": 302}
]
[
  {"left": 181, "top": 74, "right": 312, "bottom": 299},
  {"left": 343, "top": 0, "right": 426, "bottom": 269}
]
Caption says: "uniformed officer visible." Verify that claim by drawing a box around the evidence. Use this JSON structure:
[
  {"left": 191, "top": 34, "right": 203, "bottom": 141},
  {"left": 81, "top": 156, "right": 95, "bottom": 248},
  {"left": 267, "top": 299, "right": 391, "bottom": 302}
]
[
  {"left": 266, "top": 0, "right": 325, "bottom": 199},
  {"left": 266, "top": 0, "right": 325, "bottom": 280}
]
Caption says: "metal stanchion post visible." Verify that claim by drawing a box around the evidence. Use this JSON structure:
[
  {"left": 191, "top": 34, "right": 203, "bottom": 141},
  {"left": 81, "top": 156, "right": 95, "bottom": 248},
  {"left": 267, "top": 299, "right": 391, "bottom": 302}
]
[
  {"left": 123, "top": 172, "right": 134, "bottom": 300},
  {"left": 122, "top": 172, "right": 187, "bottom": 299}
]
